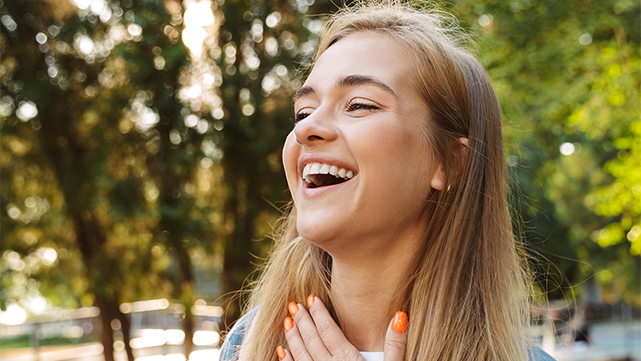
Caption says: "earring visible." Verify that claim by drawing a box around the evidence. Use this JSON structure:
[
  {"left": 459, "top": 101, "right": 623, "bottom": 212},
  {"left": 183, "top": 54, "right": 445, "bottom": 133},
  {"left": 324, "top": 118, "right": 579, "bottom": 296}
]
[{"left": 447, "top": 184, "right": 452, "bottom": 191}]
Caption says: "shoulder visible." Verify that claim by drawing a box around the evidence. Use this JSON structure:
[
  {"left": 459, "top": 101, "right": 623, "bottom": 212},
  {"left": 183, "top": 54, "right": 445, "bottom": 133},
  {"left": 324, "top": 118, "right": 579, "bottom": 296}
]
[
  {"left": 530, "top": 346, "right": 556, "bottom": 361},
  {"left": 219, "top": 308, "right": 259, "bottom": 361}
]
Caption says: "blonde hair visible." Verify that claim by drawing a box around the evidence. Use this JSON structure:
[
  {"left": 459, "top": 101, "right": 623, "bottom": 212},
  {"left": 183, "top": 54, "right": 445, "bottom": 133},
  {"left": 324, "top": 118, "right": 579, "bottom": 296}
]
[{"left": 237, "top": 2, "right": 532, "bottom": 360}]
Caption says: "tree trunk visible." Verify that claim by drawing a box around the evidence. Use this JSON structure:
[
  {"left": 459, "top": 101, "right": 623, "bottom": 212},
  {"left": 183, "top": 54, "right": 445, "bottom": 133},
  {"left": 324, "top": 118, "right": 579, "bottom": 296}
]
[
  {"left": 96, "top": 295, "right": 115, "bottom": 361},
  {"left": 39, "top": 129, "right": 135, "bottom": 361},
  {"left": 172, "top": 232, "right": 196, "bottom": 357},
  {"left": 95, "top": 294, "right": 135, "bottom": 361},
  {"left": 150, "top": 98, "right": 199, "bottom": 357},
  {"left": 220, "top": 155, "right": 260, "bottom": 328},
  {"left": 118, "top": 308, "right": 136, "bottom": 361}
]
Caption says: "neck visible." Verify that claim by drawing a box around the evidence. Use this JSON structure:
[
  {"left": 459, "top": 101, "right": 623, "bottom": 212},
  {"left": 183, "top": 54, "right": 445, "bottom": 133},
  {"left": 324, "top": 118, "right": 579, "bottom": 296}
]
[{"left": 328, "top": 229, "right": 422, "bottom": 352}]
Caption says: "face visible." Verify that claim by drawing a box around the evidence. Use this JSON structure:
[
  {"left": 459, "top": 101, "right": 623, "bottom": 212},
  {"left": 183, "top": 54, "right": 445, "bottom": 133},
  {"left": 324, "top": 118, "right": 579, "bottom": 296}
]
[{"left": 283, "top": 31, "right": 444, "bottom": 255}]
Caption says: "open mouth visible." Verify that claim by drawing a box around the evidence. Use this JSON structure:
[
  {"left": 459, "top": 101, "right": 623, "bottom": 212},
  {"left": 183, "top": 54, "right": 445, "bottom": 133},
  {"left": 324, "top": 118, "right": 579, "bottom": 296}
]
[{"left": 302, "top": 162, "right": 355, "bottom": 189}]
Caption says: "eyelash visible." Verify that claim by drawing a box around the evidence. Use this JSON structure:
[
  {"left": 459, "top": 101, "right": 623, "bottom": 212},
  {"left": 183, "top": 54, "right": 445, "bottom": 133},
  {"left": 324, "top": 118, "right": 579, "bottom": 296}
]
[
  {"left": 346, "top": 100, "right": 379, "bottom": 112},
  {"left": 292, "top": 112, "right": 310, "bottom": 124},
  {"left": 292, "top": 101, "right": 380, "bottom": 124}
]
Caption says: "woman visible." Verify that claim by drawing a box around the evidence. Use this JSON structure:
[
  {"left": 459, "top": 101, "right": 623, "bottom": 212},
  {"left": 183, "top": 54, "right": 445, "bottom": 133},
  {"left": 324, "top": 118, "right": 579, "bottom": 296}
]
[{"left": 220, "top": 2, "right": 555, "bottom": 361}]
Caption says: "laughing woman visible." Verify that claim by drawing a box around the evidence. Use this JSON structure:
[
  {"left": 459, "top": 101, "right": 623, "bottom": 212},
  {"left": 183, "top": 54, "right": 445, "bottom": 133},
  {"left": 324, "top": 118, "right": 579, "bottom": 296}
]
[{"left": 220, "top": 2, "right": 555, "bottom": 361}]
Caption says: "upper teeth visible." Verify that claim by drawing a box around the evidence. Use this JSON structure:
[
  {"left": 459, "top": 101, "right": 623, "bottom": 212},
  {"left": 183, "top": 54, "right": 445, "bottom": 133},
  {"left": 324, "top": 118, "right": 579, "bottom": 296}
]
[{"left": 302, "top": 162, "right": 355, "bottom": 184}]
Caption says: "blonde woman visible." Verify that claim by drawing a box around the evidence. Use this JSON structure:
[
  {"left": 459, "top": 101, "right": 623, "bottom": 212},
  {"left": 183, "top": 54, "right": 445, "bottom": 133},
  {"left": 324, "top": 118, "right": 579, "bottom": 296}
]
[{"left": 220, "top": 3, "right": 556, "bottom": 361}]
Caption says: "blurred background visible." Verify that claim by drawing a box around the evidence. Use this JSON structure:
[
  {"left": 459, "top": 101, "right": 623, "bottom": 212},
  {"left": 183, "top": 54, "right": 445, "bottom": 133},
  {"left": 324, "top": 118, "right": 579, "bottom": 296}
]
[{"left": 0, "top": 0, "right": 639, "bottom": 360}]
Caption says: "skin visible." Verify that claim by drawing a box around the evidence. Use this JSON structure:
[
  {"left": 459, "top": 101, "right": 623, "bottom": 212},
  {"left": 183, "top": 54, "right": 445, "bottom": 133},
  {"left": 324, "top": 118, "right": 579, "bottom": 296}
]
[
  {"left": 281, "top": 297, "right": 407, "bottom": 361},
  {"left": 281, "top": 31, "right": 446, "bottom": 359}
]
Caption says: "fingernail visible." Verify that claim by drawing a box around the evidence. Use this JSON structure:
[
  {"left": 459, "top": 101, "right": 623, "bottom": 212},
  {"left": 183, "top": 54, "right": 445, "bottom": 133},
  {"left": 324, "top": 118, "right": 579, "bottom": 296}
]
[
  {"left": 392, "top": 311, "right": 408, "bottom": 333},
  {"left": 284, "top": 316, "right": 294, "bottom": 332},
  {"left": 288, "top": 302, "right": 298, "bottom": 316},
  {"left": 277, "top": 345, "right": 286, "bottom": 360},
  {"left": 307, "top": 294, "right": 315, "bottom": 308}
]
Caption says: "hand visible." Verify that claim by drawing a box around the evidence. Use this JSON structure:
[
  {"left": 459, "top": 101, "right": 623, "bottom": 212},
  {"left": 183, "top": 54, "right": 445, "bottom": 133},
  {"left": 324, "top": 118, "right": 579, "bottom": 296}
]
[{"left": 277, "top": 295, "right": 408, "bottom": 361}]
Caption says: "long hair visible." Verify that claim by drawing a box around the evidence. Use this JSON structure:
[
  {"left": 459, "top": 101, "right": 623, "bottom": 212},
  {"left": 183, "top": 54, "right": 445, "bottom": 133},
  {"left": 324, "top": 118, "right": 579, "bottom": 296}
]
[{"left": 238, "top": 3, "right": 532, "bottom": 360}]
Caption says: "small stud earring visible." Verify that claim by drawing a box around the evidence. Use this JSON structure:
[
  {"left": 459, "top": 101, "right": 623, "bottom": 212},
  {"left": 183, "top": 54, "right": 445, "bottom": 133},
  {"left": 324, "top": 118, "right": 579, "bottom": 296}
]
[{"left": 447, "top": 184, "right": 452, "bottom": 191}]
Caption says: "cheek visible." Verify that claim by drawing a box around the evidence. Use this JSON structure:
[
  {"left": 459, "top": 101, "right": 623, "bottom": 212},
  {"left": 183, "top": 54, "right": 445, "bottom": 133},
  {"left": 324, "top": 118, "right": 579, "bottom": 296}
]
[
  {"left": 282, "top": 132, "right": 299, "bottom": 189},
  {"left": 355, "top": 123, "right": 434, "bottom": 192},
  {"left": 358, "top": 122, "right": 426, "bottom": 165}
]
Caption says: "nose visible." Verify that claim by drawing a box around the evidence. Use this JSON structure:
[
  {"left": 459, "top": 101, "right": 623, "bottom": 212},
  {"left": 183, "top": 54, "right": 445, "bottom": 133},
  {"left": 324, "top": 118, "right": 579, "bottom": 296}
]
[{"left": 293, "top": 111, "right": 339, "bottom": 146}]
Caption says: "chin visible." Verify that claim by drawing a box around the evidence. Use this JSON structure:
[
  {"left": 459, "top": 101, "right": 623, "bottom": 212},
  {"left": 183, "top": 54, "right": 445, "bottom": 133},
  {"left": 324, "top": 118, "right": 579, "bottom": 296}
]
[
  {"left": 296, "top": 216, "right": 343, "bottom": 250},
  {"left": 296, "top": 219, "right": 329, "bottom": 243}
]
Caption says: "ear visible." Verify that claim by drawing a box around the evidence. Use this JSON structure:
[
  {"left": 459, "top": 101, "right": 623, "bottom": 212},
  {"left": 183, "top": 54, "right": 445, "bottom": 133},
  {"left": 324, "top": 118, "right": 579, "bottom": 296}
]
[
  {"left": 430, "top": 137, "right": 468, "bottom": 191},
  {"left": 430, "top": 163, "right": 446, "bottom": 191}
]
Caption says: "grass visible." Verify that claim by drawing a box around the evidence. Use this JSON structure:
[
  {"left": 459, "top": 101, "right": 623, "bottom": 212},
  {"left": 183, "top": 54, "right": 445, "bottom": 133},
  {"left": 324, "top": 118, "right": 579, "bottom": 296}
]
[{"left": 0, "top": 334, "right": 97, "bottom": 351}]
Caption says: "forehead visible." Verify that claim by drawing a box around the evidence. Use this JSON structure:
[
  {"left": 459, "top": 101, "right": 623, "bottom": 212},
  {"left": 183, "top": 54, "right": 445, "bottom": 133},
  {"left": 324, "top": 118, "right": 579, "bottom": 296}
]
[{"left": 303, "top": 31, "right": 414, "bottom": 92}]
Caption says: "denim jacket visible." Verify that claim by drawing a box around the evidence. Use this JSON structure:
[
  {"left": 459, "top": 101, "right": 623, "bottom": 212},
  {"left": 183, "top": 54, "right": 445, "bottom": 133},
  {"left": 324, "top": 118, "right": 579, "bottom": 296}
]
[
  {"left": 220, "top": 309, "right": 259, "bottom": 361},
  {"left": 218, "top": 309, "right": 556, "bottom": 361}
]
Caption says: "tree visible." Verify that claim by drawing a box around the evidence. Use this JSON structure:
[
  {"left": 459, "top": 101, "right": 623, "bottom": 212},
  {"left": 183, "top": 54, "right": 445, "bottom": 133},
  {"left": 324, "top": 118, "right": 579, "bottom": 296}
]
[
  {"left": 211, "top": 0, "right": 317, "bottom": 325},
  {"left": 2, "top": 0, "right": 319, "bottom": 357},
  {"left": 450, "top": 0, "right": 640, "bottom": 303},
  {"left": 0, "top": 0, "right": 204, "bottom": 359}
]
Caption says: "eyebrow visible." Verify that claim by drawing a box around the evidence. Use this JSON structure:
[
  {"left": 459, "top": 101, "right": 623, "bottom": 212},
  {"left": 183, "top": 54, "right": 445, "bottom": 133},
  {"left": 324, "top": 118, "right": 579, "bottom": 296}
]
[
  {"left": 294, "top": 85, "right": 315, "bottom": 101},
  {"left": 293, "top": 74, "right": 396, "bottom": 102}
]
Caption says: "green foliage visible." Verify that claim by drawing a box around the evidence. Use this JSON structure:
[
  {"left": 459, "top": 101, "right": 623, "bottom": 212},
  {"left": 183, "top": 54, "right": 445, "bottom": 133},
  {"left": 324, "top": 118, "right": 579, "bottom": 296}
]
[
  {"left": 452, "top": 0, "right": 640, "bottom": 304},
  {"left": 0, "top": 0, "right": 312, "bottom": 336}
]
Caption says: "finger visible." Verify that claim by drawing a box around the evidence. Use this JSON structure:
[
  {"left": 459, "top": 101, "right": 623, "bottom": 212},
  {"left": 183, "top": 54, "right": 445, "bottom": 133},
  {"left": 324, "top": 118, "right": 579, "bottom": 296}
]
[
  {"left": 383, "top": 311, "right": 408, "bottom": 361},
  {"left": 277, "top": 345, "right": 292, "bottom": 361},
  {"left": 283, "top": 316, "right": 315, "bottom": 361},
  {"left": 288, "top": 301, "right": 333, "bottom": 360},
  {"left": 306, "top": 296, "right": 361, "bottom": 359}
]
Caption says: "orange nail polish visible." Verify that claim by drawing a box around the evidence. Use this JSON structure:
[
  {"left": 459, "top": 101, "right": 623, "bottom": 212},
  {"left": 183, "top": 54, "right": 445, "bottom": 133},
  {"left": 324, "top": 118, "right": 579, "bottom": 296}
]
[
  {"left": 392, "top": 311, "right": 408, "bottom": 333},
  {"left": 307, "top": 294, "right": 315, "bottom": 308},
  {"left": 277, "top": 345, "right": 286, "bottom": 360},
  {"left": 288, "top": 302, "right": 298, "bottom": 316},
  {"left": 284, "top": 316, "right": 294, "bottom": 332}
]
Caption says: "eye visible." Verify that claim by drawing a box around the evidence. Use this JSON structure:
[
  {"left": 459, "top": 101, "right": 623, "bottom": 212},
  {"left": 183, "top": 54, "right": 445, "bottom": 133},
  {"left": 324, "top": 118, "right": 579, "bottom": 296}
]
[
  {"left": 292, "top": 110, "right": 311, "bottom": 124},
  {"left": 346, "top": 100, "right": 379, "bottom": 113}
]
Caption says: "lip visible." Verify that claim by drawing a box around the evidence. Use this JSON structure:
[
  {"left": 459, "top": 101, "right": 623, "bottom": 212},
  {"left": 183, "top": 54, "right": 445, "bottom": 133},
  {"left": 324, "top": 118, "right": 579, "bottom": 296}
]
[
  {"left": 302, "top": 178, "right": 354, "bottom": 197},
  {"left": 297, "top": 153, "right": 358, "bottom": 197}
]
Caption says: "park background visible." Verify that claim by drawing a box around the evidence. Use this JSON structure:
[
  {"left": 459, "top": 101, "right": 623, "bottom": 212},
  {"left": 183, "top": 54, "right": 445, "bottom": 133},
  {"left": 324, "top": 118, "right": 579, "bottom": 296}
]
[{"left": 1, "top": 0, "right": 639, "bottom": 360}]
